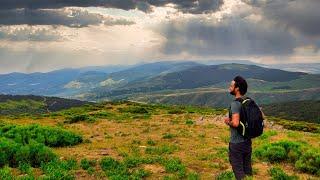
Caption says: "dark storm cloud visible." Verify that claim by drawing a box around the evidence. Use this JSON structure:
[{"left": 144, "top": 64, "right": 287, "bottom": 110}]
[
  {"left": 158, "top": 17, "right": 298, "bottom": 56},
  {"left": 242, "top": 0, "right": 320, "bottom": 37},
  {"left": 0, "top": 0, "right": 223, "bottom": 14},
  {"left": 0, "top": 8, "right": 135, "bottom": 27}
]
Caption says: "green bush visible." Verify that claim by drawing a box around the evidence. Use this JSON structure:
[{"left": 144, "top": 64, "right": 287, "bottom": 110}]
[
  {"left": 265, "top": 146, "right": 287, "bottom": 163},
  {"left": 295, "top": 149, "right": 320, "bottom": 175},
  {"left": 268, "top": 167, "right": 298, "bottom": 180},
  {"left": 100, "top": 156, "right": 150, "bottom": 179},
  {"left": 168, "top": 109, "right": 185, "bottom": 114},
  {"left": 162, "top": 133, "right": 176, "bottom": 139},
  {"left": 41, "top": 159, "right": 76, "bottom": 180},
  {"left": 0, "top": 124, "right": 83, "bottom": 147},
  {"left": 100, "top": 157, "right": 128, "bottom": 178},
  {"left": 163, "top": 158, "right": 186, "bottom": 178},
  {"left": 0, "top": 166, "right": 14, "bottom": 180},
  {"left": 254, "top": 140, "right": 302, "bottom": 163},
  {"left": 0, "top": 138, "right": 57, "bottom": 168},
  {"left": 64, "top": 114, "right": 96, "bottom": 124},
  {"left": 18, "top": 162, "right": 32, "bottom": 174},
  {"left": 80, "top": 158, "right": 96, "bottom": 170},
  {"left": 118, "top": 106, "right": 149, "bottom": 114},
  {"left": 185, "top": 119, "right": 194, "bottom": 125},
  {"left": 215, "top": 171, "right": 235, "bottom": 180}
]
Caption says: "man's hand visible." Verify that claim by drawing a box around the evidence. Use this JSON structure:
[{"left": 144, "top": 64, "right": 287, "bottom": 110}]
[{"left": 224, "top": 117, "right": 231, "bottom": 125}]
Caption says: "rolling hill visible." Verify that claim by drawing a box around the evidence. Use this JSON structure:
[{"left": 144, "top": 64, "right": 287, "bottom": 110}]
[{"left": 0, "top": 94, "right": 93, "bottom": 115}]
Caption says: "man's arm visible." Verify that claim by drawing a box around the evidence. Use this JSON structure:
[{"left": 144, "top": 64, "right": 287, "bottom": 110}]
[
  {"left": 230, "top": 113, "right": 240, "bottom": 127},
  {"left": 224, "top": 113, "right": 240, "bottom": 127}
]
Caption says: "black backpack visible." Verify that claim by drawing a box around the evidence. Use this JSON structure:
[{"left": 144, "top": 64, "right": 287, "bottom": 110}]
[{"left": 235, "top": 97, "right": 264, "bottom": 138}]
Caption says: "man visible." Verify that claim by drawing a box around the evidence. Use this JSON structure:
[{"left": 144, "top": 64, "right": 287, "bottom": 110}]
[{"left": 224, "top": 76, "right": 252, "bottom": 180}]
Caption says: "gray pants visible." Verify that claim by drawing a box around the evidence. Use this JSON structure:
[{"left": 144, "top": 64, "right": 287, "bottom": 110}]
[{"left": 228, "top": 139, "right": 252, "bottom": 180}]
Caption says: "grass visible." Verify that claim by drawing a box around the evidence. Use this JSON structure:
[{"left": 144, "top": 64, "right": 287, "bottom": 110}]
[{"left": 0, "top": 101, "right": 319, "bottom": 179}]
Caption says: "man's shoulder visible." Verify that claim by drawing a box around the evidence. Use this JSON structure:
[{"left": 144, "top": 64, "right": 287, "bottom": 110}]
[{"left": 231, "top": 100, "right": 241, "bottom": 106}]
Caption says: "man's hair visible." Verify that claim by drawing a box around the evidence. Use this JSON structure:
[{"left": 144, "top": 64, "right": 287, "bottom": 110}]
[{"left": 233, "top": 76, "right": 247, "bottom": 95}]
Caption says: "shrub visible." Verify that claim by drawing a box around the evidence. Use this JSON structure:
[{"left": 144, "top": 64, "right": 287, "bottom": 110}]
[
  {"left": 0, "top": 138, "right": 57, "bottom": 168},
  {"left": 118, "top": 106, "right": 149, "bottom": 114},
  {"left": 254, "top": 140, "right": 302, "bottom": 163},
  {"left": 80, "top": 158, "right": 96, "bottom": 170},
  {"left": 268, "top": 167, "right": 298, "bottom": 180},
  {"left": 295, "top": 149, "right": 320, "bottom": 175},
  {"left": 64, "top": 114, "right": 96, "bottom": 124},
  {"left": 100, "top": 157, "right": 128, "bottom": 177},
  {"left": 185, "top": 119, "right": 194, "bottom": 125},
  {"left": 0, "top": 124, "right": 83, "bottom": 147},
  {"left": 146, "top": 139, "right": 156, "bottom": 146},
  {"left": 168, "top": 109, "right": 185, "bottom": 114},
  {"left": 18, "top": 162, "right": 32, "bottom": 174},
  {"left": 163, "top": 158, "right": 186, "bottom": 178},
  {"left": 215, "top": 171, "right": 235, "bottom": 180},
  {"left": 264, "top": 146, "right": 287, "bottom": 163},
  {"left": 187, "top": 172, "right": 200, "bottom": 180},
  {"left": 41, "top": 160, "right": 76, "bottom": 180},
  {"left": 162, "top": 133, "right": 176, "bottom": 139},
  {"left": 100, "top": 156, "right": 150, "bottom": 179}
]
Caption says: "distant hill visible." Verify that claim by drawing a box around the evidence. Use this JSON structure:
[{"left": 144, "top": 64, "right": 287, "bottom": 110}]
[
  {"left": 89, "top": 63, "right": 308, "bottom": 100},
  {"left": 262, "top": 100, "right": 320, "bottom": 124},
  {"left": 0, "top": 94, "right": 93, "bottom": 115},
  {"left": 129, "top": 87, "right": 320, "bottom": 108},
  {"left": 0, "top": 61, "right": 202, "bottom": 97}
]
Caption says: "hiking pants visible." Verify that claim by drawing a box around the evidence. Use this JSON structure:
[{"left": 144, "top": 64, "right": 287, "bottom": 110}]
[{"left": 228, "top": 139, "right": 252, "bottom": 180}]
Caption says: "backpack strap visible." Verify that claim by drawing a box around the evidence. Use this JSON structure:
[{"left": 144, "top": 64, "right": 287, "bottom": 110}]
[{"left": 236, "top": 97, "right": 251, "bottom": 105}]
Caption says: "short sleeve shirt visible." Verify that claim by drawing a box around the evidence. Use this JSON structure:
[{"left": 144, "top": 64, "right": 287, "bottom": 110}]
[{"left": 229, "top": 100, "right": 247, "bottom": 143}]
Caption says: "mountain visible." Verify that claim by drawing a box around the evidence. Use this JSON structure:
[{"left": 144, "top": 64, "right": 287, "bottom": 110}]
[
  {"left": 89, "top": 63, "right": 308, "bottom": 100},
  {"left": 0, "top": 69, "right": 82, "bottom": 95},
  {"left": 102, "top": 61, "right": 203, "bottom": 83},
  {"left": 0, "top": 61, "right": 202, "bottom": 97},
  {"left": 266, "top": 63, "right": 320, "bottom": 74}
]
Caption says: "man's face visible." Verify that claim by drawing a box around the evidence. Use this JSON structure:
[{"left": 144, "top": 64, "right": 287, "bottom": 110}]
[{"left": 229, "top": 80, "right": 236, "bottom": 95}]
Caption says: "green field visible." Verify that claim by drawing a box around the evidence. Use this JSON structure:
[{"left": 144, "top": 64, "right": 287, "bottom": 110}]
[{"left": 0, "top": 100, "right": 319, "bottom": 179}]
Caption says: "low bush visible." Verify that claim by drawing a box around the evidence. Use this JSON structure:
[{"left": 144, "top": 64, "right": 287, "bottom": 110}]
[
  {"left": 163, "top": 158, "right": 186, "bottom": 178},
  {"left": 268, "top": 167, "right": 298, "bottom": 180},
  {"left": 254, "top": 140, "right": 302, "bottom": 163},
  {"left": 215, "top": 171, "right": 235, "bottom": 180},
  {"left": 0, "top": 138, "right": 57, "bottom": 168},
  {"left": 100, "top": 156, "right": 150, "bottom": 180},
  {"left": 64, "top": 114, "right": 96, "bottom": 124},
  {"left": 295, "top": 149, "right": 320, "bottom": 175},
  {"left": 0, "top": 124, "right": 83, "bottom": 147},
  {"left": 41, "top": 159, "right": 77, "bottom": 180},
  {"left": 80, "top": 158, "right": 96, "bottom": 170},
  {"left": 118, "top": 106, "right": 149, "bottom": 114}
]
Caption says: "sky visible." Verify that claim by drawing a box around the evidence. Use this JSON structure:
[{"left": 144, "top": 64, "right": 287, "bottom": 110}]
[{"left": 0, "top": 0, "right": 319, "bottom": 73}]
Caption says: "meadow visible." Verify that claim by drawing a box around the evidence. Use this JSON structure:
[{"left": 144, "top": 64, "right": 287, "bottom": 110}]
[{"left": 0, "top": 101, "right": 319, "bottom": 179}]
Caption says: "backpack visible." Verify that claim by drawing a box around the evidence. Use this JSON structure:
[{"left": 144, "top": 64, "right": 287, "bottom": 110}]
[{"left": 235, "top": 97, "right": 264, "bottom": 138}]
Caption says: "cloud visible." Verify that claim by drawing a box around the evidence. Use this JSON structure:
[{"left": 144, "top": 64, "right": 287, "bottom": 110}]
[
  {"left": 0, "top": 0, "right": 223, "bottom": 14},
  {"left": 242, "top": 0, "right": 320, "bottom": 37},
  {"left": 147, "top": 0, "right": 224, "bottom": 14},
  {"left": 0, "top": 26, "right": 63, "bottom": 41},
  {"left": 0, "top": 8, "right": 133, "bottom": 27},
  {"left": 157, "top": 16, "right": 298, "bottom": 56}
]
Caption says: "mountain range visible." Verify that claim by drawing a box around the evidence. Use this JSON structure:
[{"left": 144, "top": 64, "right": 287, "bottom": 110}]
[{"left": 0, "top": 60, "right": 319, "bottom": 107}]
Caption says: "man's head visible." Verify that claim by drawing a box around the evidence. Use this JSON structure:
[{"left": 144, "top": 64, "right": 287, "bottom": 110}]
[{"left": 229, "top": 76, "right": 247, "bottom": 96}]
